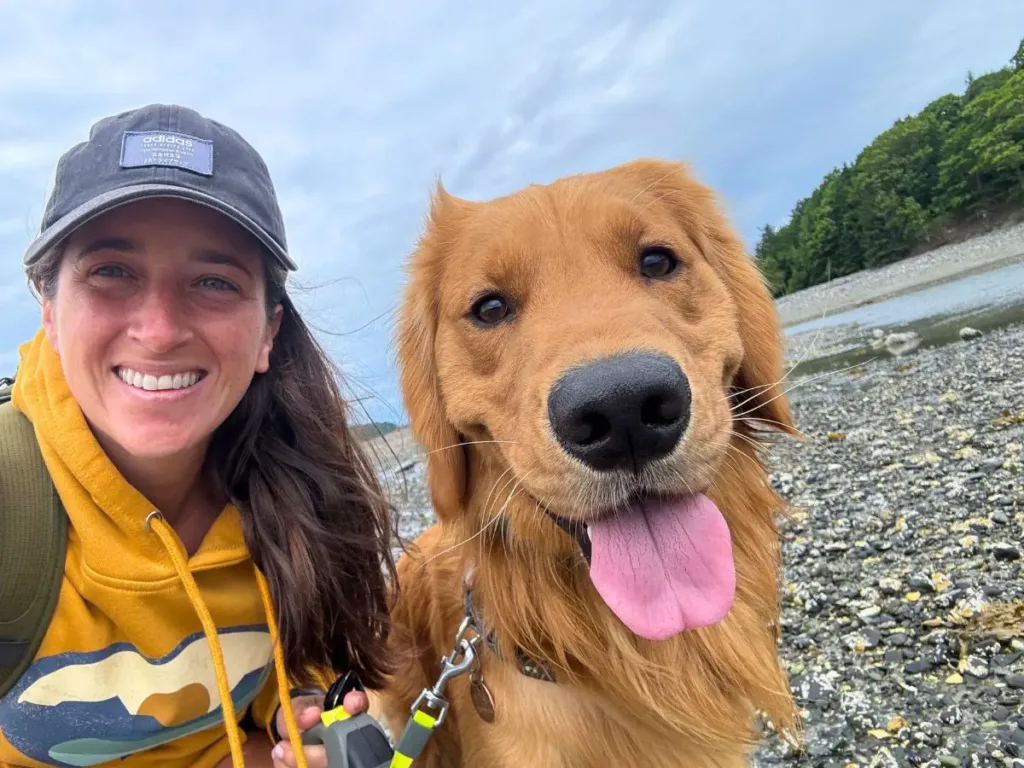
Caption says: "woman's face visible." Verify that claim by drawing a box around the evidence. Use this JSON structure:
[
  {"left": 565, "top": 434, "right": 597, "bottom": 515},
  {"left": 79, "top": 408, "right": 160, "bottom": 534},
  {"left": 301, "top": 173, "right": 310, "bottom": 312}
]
[{"left": 43, "top": 197, "right": 282, "bottom": 465}]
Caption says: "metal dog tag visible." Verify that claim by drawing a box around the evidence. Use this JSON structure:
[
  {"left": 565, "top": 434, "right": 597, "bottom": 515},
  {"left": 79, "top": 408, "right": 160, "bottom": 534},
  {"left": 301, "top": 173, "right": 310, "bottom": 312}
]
[{"left": 470, "top": 670, "right": 496, "bottom": 723}]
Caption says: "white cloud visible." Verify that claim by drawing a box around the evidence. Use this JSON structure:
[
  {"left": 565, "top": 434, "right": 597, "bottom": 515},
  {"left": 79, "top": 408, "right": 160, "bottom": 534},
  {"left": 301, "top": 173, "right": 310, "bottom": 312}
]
[{"left": 1, "top": 0, "right": 1022, "bottom": 420}]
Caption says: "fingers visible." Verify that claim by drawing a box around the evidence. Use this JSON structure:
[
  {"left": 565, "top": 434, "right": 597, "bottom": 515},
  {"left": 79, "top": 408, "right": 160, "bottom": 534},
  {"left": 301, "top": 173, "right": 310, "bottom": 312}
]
[
  {"left": 268, "top": 689, "right": 367, "bottom": 766},
  {"left": 275, "top": 693, "right": 325, "bottom": 740},
  {"left": 342, "top": 690, "right": 369, "bottom": 715},
  {"left": 271, "top": 741, "right": 327, "bottom": 768}
]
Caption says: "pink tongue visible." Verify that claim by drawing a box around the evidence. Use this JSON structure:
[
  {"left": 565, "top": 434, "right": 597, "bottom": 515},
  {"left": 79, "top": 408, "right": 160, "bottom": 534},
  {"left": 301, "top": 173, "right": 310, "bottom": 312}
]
[{"left": 588, "top": 495, "right": 736, "bottom": 640}]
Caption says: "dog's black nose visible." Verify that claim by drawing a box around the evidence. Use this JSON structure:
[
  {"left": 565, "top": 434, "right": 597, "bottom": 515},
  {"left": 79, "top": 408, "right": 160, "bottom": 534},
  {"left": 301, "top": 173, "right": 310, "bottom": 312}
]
[{"left": 547, "top": 352, "right": 690, "bottom": 472}]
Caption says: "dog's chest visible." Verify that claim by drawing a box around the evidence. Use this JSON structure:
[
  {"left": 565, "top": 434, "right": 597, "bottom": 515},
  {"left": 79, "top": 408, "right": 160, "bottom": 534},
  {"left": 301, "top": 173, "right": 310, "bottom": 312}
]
[{"left": 456, "top": 660, "right": 722, "bottom": 768}]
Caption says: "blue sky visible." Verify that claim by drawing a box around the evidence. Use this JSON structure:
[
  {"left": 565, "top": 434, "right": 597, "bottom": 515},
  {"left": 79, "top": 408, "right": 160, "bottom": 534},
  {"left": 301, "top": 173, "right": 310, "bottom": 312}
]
[{"left": 1, "top": 1, "right": 1022, "bottom": 425}]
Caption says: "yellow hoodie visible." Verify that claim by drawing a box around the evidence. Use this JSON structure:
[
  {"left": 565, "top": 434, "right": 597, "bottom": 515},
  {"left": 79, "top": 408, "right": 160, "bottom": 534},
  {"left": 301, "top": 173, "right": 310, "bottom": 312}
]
[{"left": 0, "top": 331, "right": 313, "bottom": 768}]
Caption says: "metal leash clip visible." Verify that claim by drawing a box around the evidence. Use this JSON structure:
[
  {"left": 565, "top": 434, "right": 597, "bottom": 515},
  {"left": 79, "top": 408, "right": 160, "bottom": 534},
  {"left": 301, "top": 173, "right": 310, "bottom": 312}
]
[
  {"left": 385, "top": 616, "right": 482, "bottom": 766},
  {"left": 410, "top": 616, "right": 480, "bottom": 727}
]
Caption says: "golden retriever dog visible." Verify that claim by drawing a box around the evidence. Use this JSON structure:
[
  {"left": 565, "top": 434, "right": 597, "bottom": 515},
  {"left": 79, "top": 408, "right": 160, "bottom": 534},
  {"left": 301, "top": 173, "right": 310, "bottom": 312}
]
[{"left": 374, "top": 159, "right": 800, "bottom": 767}]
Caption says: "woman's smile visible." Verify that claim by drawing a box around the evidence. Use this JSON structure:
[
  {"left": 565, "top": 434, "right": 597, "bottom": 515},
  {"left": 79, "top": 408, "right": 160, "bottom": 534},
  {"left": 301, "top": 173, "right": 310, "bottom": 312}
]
[{"left": 114, "top": 365, "right": 208, "bottom": 395}]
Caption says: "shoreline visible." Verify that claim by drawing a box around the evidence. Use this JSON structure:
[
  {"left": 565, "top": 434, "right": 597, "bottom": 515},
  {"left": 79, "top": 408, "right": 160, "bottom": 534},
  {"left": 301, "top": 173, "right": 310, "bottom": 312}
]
[{"left": 775, "top": 221, "right": 1024, "bottom": 330}]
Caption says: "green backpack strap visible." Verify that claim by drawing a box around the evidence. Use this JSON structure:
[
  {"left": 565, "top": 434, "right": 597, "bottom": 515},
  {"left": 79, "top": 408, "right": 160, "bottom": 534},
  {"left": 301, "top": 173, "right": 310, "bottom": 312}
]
[{"left": 0, "top": 377, "right": 68, "bottom": 700}]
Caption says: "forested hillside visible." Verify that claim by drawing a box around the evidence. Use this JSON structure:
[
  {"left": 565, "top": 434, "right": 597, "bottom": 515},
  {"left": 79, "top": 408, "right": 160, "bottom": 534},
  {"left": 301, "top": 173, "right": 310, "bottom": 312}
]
[{"left": 756, "top": 38, "right": 1024, "bottom": 297}]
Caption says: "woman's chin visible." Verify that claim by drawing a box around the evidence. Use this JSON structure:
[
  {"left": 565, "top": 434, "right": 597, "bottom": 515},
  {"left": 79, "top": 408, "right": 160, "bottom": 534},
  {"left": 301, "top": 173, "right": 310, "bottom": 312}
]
[{"left": 92, "top": 421, "right": 212, "bottom": 469}]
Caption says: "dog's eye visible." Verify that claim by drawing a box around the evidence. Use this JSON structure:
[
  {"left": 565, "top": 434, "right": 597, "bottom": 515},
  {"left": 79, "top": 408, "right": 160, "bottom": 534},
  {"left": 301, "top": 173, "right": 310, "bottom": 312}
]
[
  {"left": 470, "top": 294, "right": 512, "bottom": 325},
  {"left": 639, "top": 246, "right": 678, "bottom": 279}
]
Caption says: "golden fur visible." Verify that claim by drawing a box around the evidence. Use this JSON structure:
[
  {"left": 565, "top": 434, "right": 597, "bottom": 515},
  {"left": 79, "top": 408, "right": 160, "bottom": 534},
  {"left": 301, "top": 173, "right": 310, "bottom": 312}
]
[{"left": 371, "top": 159, "right": 800, "bottom": 766}]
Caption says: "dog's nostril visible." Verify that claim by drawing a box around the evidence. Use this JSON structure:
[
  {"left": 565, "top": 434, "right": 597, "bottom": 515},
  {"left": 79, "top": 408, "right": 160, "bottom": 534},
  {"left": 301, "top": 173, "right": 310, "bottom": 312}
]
[
  {"left": 640, "top": 393, "right": 682, "bottom": 427},
  {"left": 576, "top": 412, "right": 611, "bottom": 445}
]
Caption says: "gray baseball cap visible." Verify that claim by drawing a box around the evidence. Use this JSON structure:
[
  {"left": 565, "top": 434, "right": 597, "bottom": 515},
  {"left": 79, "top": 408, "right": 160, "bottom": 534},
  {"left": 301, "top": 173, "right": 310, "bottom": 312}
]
[{"left": 23, "top": 103, "right": 296, "bottom": 271}]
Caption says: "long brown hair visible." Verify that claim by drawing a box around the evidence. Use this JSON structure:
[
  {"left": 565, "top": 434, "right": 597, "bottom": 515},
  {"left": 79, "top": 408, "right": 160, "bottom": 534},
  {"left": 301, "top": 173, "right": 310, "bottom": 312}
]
[{"left": 27, "top": 243, "right": 398, "bottom": 690}]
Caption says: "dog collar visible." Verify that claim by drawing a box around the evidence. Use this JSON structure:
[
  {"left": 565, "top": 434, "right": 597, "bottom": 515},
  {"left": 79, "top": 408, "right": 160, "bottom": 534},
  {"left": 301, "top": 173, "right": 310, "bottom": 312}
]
[{"left": 461, "top": 565, "right": 559, "bottom": 684}]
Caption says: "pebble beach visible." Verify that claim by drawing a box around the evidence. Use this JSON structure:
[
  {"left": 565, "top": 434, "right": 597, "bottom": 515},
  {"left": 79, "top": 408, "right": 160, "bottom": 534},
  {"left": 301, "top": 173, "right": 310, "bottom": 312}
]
[{"left": 754, "top": 321, "right": 1024, "bottom": 767}]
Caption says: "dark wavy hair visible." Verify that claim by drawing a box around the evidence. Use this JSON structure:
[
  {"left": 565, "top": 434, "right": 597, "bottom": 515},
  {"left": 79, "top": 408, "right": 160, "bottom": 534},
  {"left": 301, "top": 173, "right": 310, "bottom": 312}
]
[{"left": 28, "top": 243, "right": 397, "bottom": 690}]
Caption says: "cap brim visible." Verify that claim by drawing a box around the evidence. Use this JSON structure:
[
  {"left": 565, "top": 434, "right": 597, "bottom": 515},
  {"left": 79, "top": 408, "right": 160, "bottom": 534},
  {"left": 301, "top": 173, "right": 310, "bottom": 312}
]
[{"left": 23, "top": 183, "right": 297, "bottom": 271}]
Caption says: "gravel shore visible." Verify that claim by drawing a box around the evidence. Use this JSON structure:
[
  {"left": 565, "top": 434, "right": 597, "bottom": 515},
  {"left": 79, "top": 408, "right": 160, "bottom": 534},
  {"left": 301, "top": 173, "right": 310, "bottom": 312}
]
[
  {"left": 754, "top": 321, "right": 1024, "bottom": 767},
  {"left": 364, "top": 323, "right": 1024, "bottom": 767}
]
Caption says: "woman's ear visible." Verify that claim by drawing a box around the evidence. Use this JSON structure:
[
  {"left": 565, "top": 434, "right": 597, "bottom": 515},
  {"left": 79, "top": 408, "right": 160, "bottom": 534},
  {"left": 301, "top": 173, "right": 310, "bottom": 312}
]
[
  {"left": 256, "top": 303, "right": 284, "bottom": 375},
  {"left": 42, "top": 297, "right": 60, "bottom": 357}
]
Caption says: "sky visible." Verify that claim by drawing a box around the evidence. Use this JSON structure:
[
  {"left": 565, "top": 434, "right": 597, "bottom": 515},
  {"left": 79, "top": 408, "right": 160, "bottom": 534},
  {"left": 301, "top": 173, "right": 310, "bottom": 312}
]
[{"left": 1, "top": 1, "right": 1022, "bottom": 425}]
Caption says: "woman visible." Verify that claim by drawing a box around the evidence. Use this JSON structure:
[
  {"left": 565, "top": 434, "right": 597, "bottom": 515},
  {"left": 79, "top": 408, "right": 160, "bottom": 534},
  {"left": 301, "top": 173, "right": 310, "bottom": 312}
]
[{"left": 0, "top": 104, "right": 396, "bottom": 768}]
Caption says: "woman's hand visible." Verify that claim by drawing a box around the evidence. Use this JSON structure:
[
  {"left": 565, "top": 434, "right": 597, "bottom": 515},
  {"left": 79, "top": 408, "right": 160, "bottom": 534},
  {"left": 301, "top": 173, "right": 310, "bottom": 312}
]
[{"left": 270, "top": 690, "right": 370, "bottom": 768}]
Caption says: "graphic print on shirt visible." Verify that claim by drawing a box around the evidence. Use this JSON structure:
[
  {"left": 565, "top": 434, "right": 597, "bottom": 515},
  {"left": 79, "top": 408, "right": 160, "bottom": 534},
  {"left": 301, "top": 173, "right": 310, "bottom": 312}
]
[{"left": 0, "top": 625, "right": 273, "bottom": 767}]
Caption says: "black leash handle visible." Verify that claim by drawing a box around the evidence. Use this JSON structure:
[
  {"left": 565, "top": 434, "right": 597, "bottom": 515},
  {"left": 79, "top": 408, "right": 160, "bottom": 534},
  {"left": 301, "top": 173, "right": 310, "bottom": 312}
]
[
  {"left": 324, "top": 669, "right": 365, "bottom": 711},
  {"left": 302, "top": 671, "right": 395, "bottom": 768}
]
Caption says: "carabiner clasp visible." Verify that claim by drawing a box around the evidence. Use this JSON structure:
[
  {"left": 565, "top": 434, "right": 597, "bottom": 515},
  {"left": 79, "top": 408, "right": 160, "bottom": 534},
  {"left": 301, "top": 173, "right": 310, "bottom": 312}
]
[{"left": 409, "top": 635, "right": 480, "bottom": 727}]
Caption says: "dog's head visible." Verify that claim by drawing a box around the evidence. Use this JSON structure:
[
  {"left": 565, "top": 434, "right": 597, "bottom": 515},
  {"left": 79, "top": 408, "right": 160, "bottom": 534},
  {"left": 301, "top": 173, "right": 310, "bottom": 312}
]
[{"left": 397, "top": 158, "right": 795, "bottom": 641}]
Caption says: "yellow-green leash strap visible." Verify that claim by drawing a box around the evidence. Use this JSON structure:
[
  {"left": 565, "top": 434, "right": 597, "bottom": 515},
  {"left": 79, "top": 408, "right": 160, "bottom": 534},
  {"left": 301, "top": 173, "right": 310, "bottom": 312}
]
[{"left": 389, "top": 709, "right": 439, "bottom": 767}]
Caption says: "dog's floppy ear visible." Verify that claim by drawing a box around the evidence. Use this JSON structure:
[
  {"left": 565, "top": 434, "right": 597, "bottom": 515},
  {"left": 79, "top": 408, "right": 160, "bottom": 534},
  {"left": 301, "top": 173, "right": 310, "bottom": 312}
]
[
  {"left": 395, "top": 182, "right": 470, "bottom": 520},
  {"left": 705, "top": 208, "right": 798, "bottom": 436},
  {"left": 617, "top": 159, "right": 797, "bottom": 435}
]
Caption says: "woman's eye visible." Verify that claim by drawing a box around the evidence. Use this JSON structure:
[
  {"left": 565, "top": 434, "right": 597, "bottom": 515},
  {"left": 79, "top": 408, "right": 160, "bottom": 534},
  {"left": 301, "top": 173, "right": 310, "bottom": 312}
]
[
  {"left": 93, "top": 265, "right": 129, "bottom": 279},
  {"left": 197, "top": 276, "right": 238, "bottom": 292},
  {"left": 639, "top": 246, "right": 678, "bottom": 279},
  {"left": 470, "top": 294, "right": 512, "bottom": 325}
]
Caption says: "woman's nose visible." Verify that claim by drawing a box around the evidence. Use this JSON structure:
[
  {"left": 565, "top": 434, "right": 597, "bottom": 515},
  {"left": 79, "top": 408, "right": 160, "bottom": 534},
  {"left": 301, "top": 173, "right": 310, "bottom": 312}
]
[{"left": 127, "top": 287, "right": 194, "bottom": 351}]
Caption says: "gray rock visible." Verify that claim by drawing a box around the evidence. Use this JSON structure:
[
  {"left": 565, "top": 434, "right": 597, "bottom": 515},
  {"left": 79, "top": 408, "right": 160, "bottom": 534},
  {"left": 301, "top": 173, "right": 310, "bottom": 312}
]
[
  {"left": 964, "top": 656, "right": 990, "bottom": 679},
  {"left": 993, "top": 543, "right": 1022, "bottom": 562},
  {"left": 959, "top": 326, "right": 983, "bottom": 340},
  {"left": 905, "top": 658, "right": 936, "bottom": 674}
]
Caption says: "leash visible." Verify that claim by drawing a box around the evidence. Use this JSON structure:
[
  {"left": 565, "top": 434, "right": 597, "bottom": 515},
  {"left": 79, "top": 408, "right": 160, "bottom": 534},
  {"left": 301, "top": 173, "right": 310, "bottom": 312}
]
[
  {"left": 306, "top": 615, "right": 483, "bottom": 767},
  {"left": 305, "top": 563, "right": 560, "bottom": 766},
  {"left": 392, "top": 613, "right": 483, "bottom": 765}
]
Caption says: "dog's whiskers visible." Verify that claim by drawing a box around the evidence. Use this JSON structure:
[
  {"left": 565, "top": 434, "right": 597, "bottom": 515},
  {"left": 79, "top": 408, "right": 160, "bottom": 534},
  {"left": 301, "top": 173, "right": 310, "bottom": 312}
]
[
  {"left": 731, "top": 360, "right": 878, "bottom": 420},
  {"left": 726, "top": 257, "right": 841, "bottom": 419},
  {"left": 696, "top": 431, "right": 768, "bottom": 480},
  {"left": 424, "top": 438, "right": 519, "bottom": 458},
  {"left": 729, "top": 377, "right": 790, "bottom": 415},
  {"left": 724, "top": 441, "right": 770, "bottom": 475},
  {"left": 414, "top": 513, "right": 507, "bottom": 574},
  {"left": 627, "top": 165, "right": 687, "bottom": 206},
  {"left": 469, "top": 468, "right": 538, "bottom": 564},
  {"left": 729, "top": 429, "right": 779, "bottom": 460},
  {"left": 732, "top": 414, "right": 794, "bottom": 433},
  {"left": 737, "top": 253, "right": 837, "bottom": 410},
  {"left": 494, "top": 471, "right": 539, "bottom": 562},
  {"left": 412, "top": 464, "right": 519, "bottom": 572},
  {"left": 481, "top": 464, "right": 518, "bottom": 523}
]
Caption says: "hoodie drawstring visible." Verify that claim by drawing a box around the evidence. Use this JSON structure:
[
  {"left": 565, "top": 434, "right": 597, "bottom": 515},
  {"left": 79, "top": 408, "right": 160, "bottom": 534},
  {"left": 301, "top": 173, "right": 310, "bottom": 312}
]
[
  {"left": 254, "top": 560, "right": 309, "bottom": 768},
  {"left": 147, "top": 511, "right": 309, "bottom": 768}
]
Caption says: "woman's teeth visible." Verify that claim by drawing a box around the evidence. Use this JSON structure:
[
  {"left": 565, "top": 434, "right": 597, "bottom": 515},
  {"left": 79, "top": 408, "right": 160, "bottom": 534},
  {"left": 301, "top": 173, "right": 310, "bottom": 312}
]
[{"left": 117, "top": 367, "right": 203, "bottom": 391}]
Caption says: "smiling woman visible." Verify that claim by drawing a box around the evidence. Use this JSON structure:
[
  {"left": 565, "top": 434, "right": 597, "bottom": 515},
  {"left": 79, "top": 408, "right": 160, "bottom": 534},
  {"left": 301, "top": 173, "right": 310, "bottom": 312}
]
[
  {"left": 42, "top": 201, "right": 281, "bottom": 478},
  {"left": 0, "top": 104, "right": 397, "bottom": 768}
]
